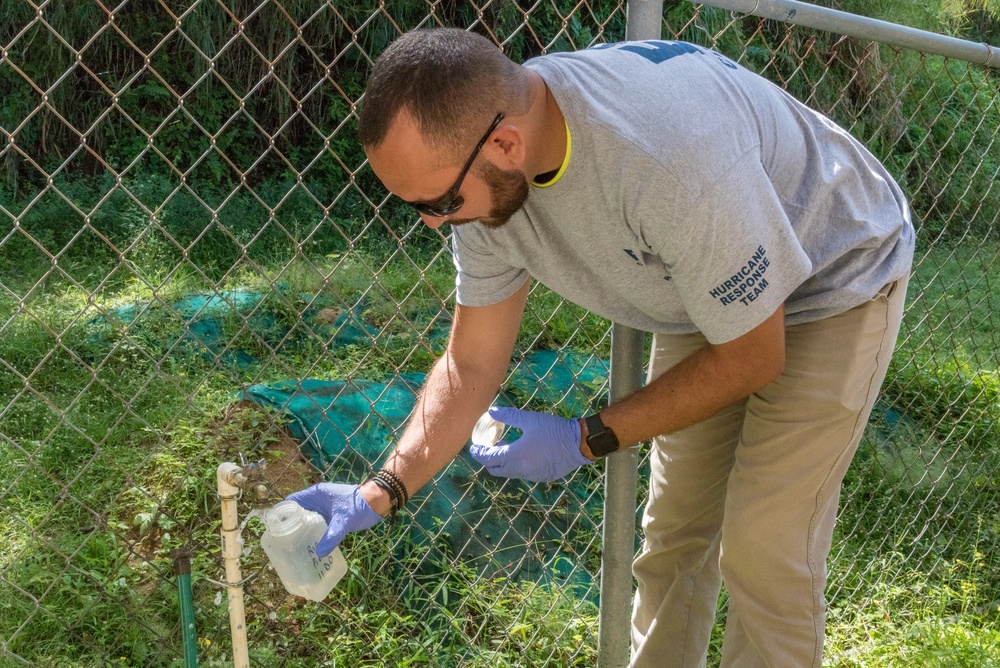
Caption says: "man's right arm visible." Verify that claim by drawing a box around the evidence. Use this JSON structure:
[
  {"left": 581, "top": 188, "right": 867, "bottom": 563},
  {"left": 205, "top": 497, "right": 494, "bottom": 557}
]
[{"left": 358, "top": 278, "right": 531, "bottom": 516}]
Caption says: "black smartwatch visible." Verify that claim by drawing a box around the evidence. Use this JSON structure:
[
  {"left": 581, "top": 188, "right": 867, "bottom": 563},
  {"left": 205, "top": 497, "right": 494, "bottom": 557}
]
[{"left": 584, "top": 413, "right": 620, "bottom": 458}]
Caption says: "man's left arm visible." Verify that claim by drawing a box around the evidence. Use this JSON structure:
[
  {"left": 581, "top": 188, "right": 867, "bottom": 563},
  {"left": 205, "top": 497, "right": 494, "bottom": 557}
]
[
  {"left": 469, "top": 305, "right": 786, "bottom": 480},
  {"left": 584, "top": 304, "right": 785, "bottom": 457}
]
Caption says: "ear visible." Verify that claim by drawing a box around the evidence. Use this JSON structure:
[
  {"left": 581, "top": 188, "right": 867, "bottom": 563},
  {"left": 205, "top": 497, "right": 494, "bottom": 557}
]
[{"left": 484, "top": 123, "right": 527, "bottom": 171}]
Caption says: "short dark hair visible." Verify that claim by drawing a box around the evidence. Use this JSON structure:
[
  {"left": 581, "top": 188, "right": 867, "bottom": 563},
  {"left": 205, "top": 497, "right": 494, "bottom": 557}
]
[{"left": 358, "top": 28, "right": 526, "bottom": 158}]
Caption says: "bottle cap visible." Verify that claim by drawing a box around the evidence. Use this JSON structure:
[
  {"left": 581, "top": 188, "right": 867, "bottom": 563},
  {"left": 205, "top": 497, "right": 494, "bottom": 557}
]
[{"left": 472, "top": 412, "right": 504, "bottom": 446}]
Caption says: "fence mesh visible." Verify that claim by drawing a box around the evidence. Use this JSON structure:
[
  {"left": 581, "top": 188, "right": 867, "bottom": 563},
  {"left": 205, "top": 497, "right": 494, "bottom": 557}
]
[{"left": 1, "top": 1, "right": 998, "bottom": 666}]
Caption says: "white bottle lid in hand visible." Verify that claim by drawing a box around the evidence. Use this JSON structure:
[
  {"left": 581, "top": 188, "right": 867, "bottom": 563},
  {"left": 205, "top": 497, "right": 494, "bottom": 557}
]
[{"left": 472, "top": 411, "right": 504, "bottom": 446}]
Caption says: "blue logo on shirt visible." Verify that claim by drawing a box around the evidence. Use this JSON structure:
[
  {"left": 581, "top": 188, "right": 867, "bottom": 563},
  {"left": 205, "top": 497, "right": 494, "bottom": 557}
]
[
  {"left": 624, "top": 249, "right": 643, "bottom": 265},
  {"left": 593, "top": 40, "right": 738, "bottom": 70}
]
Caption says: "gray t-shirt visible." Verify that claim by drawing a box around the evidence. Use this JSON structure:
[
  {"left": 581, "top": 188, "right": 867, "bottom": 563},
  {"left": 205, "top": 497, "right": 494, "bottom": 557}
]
[{"left": 452, "top": 41, "right": 914, "bottom": 344}]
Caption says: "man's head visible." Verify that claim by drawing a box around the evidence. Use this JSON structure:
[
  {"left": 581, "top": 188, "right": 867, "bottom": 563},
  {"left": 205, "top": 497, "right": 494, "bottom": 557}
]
[{"left": 359, "top": 28, "right": 533, "bottom": 228}]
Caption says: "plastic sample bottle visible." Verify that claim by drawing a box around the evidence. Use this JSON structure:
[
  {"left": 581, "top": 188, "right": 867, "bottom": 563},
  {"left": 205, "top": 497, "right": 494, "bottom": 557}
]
[
  {"left": 260, "top": 499, "right": 347, "bottom": 601},
  {"left": 472, "top": 411, "right": 505, "bottom": 446}
]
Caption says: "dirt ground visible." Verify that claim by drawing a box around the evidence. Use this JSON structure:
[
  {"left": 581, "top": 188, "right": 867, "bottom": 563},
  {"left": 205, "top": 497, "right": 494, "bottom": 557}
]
[
  {"left": 213, "top": 400, "right": 323, "bottom": 500},
  {"left": 208, "top": 401, "right": 330, "bottom": 614}
]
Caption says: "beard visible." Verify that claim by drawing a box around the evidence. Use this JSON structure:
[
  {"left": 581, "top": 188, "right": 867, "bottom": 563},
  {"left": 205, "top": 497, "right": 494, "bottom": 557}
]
[{"left": 447, "top": 160, "right": 529, "bottom": 228}]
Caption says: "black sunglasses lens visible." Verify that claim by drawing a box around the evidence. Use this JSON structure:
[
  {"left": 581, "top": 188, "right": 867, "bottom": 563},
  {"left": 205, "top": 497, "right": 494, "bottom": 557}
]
[
  {"left": 439, "top": 196, "right": 463, "bottom": 216},
  {"left": 412, "top": 195, "right": 463, "bottom": 218}
]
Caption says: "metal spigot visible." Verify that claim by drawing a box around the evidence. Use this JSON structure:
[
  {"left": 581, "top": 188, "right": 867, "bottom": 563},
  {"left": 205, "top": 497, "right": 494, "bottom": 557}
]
[{"left": 218, "top": 457, "right": 271, "bottom": 501}]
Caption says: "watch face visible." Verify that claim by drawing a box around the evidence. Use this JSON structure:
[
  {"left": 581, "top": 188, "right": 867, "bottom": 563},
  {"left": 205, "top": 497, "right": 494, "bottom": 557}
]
[
  {"left": 586, "top": 415, "right": 620, "bottom": 458},
  {"left": 588, "top": 431, "right": 619, "bottom": 457}
]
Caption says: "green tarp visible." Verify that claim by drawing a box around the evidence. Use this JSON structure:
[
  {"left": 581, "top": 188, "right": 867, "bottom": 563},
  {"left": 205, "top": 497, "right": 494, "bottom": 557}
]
[
  {"left": 91, "top": 288, "right": 611, "bottom": 596},
  {"left": 242, "top": 348, "right": 611, "bottom": 599}
]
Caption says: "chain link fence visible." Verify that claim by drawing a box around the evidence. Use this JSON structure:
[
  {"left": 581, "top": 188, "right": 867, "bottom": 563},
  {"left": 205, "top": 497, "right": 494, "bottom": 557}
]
[{"left": 2, "top": 1, "right": 999, "bottom": 666}]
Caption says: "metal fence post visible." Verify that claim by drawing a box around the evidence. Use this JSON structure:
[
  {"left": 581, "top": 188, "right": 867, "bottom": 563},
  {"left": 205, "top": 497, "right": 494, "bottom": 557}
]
[
  {"left": 598, "top": 7, "right": 664, "bottom": 667},
  {"left": 598, "top": 325, "right": 647, "bottom": 667}
]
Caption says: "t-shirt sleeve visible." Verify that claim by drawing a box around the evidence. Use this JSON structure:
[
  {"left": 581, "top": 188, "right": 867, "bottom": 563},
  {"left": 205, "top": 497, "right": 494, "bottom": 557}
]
[
  {"left": 647, "top": 150, "right": 813, "bottom": 344},
  {"left": 451, "top": 225, "right": 531, "bottom": 307}
]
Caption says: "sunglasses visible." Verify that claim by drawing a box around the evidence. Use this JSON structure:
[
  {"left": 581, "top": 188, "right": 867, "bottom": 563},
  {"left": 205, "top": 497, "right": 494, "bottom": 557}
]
[{"left": 407, "top": 113, "right": 505, "bottom": 218}]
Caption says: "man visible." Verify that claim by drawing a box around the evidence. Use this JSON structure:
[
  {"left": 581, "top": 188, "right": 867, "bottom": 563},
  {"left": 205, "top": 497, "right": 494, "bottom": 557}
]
[{"left": 289, "top": 28, "right": 913, "bottom": 667}]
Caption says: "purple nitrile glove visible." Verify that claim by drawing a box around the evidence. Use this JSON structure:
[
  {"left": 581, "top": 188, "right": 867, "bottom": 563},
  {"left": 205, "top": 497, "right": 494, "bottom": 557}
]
[
  {"left": 468, "top": 406, "right": 592, "bottom": 483},
  {"left": 286, "top": 482, "right": 383, "bottom": 558}
]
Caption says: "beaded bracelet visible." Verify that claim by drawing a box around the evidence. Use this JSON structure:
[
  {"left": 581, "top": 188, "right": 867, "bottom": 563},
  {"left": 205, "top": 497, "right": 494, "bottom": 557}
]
[
  {"left": 368, "top": 469, "right": 409, "bottom": 523},
  {"left": 369, "top": 474, "right": 400, "bottom": 522},
  {"left": 377, "top": 468, "right": 409, "bottom": 507}
]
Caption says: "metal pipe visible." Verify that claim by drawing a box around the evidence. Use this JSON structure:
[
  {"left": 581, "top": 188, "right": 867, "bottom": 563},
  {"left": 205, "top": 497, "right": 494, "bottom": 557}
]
[
  {"left": 598, "top": 324, "right": 647, "bottom": 668},
  {"left": 595, "top": 4, "right": 666, "bottom": 664},
  {"left": 595, "top": 7, "right": 664, "bottom": 665},
  {"left": 217, "top": 463, "right": 250, "bottom": 668},
  {"left": 698, "top": 0, "right": 1000, "bottom": 68},
  {"left": 627, "top": 0, "right": 667, "bottom": 42},
  {"left": 174, "top": 549, "right": 199, "bottom": 668}
]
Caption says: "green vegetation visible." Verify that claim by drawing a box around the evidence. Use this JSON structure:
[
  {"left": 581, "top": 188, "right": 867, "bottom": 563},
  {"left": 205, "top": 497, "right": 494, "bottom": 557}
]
[
  {"left": 666, "top": 0, "right": 1000, "bottom": 243},
  {"left": 0, "top": 245, "right": 607, "bottom": 666},
  {"left": 3, "top": 237, "right": 999, "bottom": 665},
  {"left": 819, "top": 242, "right": 1000, "bottom": 666},
  {"left": 1, "top": 0, "right": 999, "bottom": 665}
]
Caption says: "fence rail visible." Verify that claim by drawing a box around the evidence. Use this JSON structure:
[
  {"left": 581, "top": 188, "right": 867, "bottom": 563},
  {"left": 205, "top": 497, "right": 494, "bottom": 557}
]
[
  {"left": 1, "top": 1, "right": 999, "bottom": 666},
  {"left": 704, "top": 0, "right": 1000, "bottom": 66}
]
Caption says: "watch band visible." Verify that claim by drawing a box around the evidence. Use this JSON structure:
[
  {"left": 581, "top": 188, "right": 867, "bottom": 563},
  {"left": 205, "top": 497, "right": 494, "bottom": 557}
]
[{"left": 584, "top": 413, "right": 620, "bottom": 458}]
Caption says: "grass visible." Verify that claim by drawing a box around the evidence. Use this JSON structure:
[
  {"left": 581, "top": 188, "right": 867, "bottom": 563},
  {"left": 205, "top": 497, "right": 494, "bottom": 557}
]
[
  {"left": 1, "top": 232, "right": 999, "bottom": 665},
  {"left": 815, "top": 241, "right": 1000, "bottom": 666},
  {"left": 825, "top": 547, "right": 1000, "bottom": 667},
  {"left": 0, "top": 236, "right": 611, "bottom": 666}
]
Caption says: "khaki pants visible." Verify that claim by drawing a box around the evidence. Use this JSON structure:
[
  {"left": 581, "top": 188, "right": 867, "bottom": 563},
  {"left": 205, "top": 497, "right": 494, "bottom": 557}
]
[{"left": 630, "top": 275, "right": 908, "bottom": 668}]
